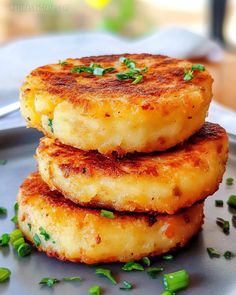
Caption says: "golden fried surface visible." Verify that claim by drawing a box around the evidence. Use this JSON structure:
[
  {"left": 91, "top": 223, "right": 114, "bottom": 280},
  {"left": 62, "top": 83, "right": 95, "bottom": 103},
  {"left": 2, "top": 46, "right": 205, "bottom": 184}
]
[
  {"left": 21, "top": 54, "right": 213, "bottom": 154},
  {"left": 18, "top": 172, "right": 204, "bottom": 264},
  {"left": 36, "top": 122, "right": 228, "bottom": 214}
]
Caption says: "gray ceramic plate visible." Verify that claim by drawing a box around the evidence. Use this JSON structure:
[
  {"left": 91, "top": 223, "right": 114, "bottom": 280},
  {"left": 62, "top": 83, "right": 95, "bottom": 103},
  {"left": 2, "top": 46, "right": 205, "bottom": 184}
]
[{"left": 0, "top": 128, "right": 236, "bottom": 295}]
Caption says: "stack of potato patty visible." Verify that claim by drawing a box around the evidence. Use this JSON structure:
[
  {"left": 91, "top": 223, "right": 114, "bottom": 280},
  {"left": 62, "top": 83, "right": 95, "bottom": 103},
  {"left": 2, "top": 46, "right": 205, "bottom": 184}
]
[{"left": 18, "top": 54, "right": 228, "bottom": 264}]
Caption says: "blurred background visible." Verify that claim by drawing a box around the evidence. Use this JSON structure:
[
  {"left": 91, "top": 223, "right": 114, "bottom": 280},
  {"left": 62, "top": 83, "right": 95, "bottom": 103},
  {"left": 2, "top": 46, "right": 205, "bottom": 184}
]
[{"left": 0, "top": 0, "right": 236, "bottom": 112}]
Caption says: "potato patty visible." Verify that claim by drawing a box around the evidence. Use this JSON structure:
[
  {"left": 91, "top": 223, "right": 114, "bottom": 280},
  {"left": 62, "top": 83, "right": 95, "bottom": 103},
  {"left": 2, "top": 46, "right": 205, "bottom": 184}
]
[
  {"left": 18, "top": 172, "right": 204, "bottom": 264},
  {"left": 36, "top": 122, "right": 228, "bottom": 214},
  {"left": 21, "top": 54, "right": 212, "bottom": 154}
]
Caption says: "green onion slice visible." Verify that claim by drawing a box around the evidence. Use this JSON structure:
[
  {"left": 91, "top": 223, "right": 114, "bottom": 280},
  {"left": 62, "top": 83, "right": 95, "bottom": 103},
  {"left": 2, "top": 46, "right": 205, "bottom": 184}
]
[
  {"left": 120, "top": 280, "right": 133, "bottom": 290},
  {"left": 147, "top": 267, "right": 163, "bottom": 278},
  {"left": 100, "top": 209, "right": 114, "bottom": 219},
  {"left": 0, "top": 233, "right": 10, "bottom": 246},
  {"left": 95, "top": 268, "right": 117, "bottom": 284},
  {"left": 163, "top": 269, "right": 189, "bottom": 292},
  {"left": 0, "top": 268, "right": 11, "bottom": 283},
  {"left": 0, "top": 207, "right": 7, "bottom": 215},
  {"left": 39, "top": 277, "right": 60, "bottom": 287},
  {"left": 88, "top": 285, "right": 101, "bottom": 295},
  {"left": 215, "top": 200, "right": 224, "bottom": 207},
  {"left": 227, "top": 195, "right": 236, "bottom": 209},
  {"left": 122, "top": 261, "right": 144, "bottom": 271},
  {"left": 207, "top": 247, "right": 221, "bottom": 258}
]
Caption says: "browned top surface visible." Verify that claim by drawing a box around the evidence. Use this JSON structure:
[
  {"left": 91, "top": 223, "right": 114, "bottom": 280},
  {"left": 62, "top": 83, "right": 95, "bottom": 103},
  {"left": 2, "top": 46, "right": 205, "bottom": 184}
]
[
  {"left": 22, "top": 53, "right": 212, "bottom": 105},
  {"left": 38, "top": 122, "right": 227, "bottom": 178}
]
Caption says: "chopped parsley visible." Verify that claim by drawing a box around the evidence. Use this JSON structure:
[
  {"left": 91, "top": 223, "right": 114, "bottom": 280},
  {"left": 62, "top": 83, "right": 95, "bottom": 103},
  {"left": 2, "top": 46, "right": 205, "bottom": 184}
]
[
  {"left": 147, "top": 267, "right": 163, "bottom": 278},
  {"left": 207, "top": 247, "right": 221, "bottom": 258},
  {"left": 48, "top": 118, "right": 54, "bottom": 133},
  {"left": 39, "top": 227, "right": 50, "bottom": 241},
  {"left": 33, "top": 233, "right": 41, "bottom": 247},
  {"left": 100, "top": 209, "right": 114, "bottom": 219},
  {"left": 39, "top": 277, "right": 60, "bottom": 287},
  {"left": 95, "top": 268, "right": 117, "bottom": 284},
  {"left": 0, "top": 207, "right": 7, "bottom": 215},
  {"left": 88, "top": 285, "right": 101, "bottom": 295},
  {"left": 122, "top": 261, "right": 144, "bottom": 271},
  {"left": 120, "top": 280, "right": 133, "bottom": 290}
]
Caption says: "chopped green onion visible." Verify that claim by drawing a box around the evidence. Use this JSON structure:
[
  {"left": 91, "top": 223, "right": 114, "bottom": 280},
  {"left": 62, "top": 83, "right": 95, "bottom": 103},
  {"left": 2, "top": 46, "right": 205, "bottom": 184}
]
[
  {"left": 184, "top": 69, "right": 193, "bottom": 81},
  {"left": 161, "top": 291, "right": 174, "bottom": 295},
  {"left": 14, "top": 202, "right": 19, "bottom": 212},
  {"left": 10, "top": 229, "right": 23, "bottom": 243},
  {"left": 142, "top": 256, "right": 151, "bottom": 266},
  {"left": 215, "top": 200, "right": 224, "bottom": 207},
  {"left": 13, "top": 237, "right": 25, "bottom": 250},
  {"left": 93, "top": 67, "right": 105, "bottom": 76},
  {"left": 88, "top": 285, "right": 101, "bottom": 295},
  {"left": 48, "top": 119, "right": 54, "bottom": 133},
  {"left": 100, "top": 209, "right": 114, "bottom": 219},
  {"left": 95, "top": 268, "right": 117, "bottom": 284},
  {"left": 33, "top": 233, "right": 41, "bottom": 247},
  {"left": 17, "top": 243, "right": 32, "bottom": 257},
  {"left": 147, "top": 267, "right": 163, "bottom": 278},
  {"left": 11, "top": 215, "right": 18, "bottom": 223},
  {"left": 216, "top": 217, "right": 230, "bottom": 234},
  {"left": 120, "top": 280, "right": 133, "bottom": 290},
  {"left": 0, "top": 160, "right": 7, "bottom": 165},
  {"left": 90, "top": 62, "right": 101, "bottom": 68},
  {"left": 0, "top": 267, "right": 11, "bottom": 283},
  {"left": 132, "top": 75, "right": 143, "bottom": 84},
  {"left": 224, "top": 251, "right": 234, "bottom": 260},
  {"left": 39, "top": 227, "right": 50, "bottom": 241},
  {"left": 71, "top": 65, "right": 115, "bottom": 76},
  {"left": 0, "top": 233, "right": 10, "bottom": 246},
  {"left": 58, "top": 60, "right": 68, "bottom": 66},
  {"left": 0, "top": 207, "right": 7, "bottom": 215},
  {"left": 163, "top": 269, "right": 189, "bottom": 292},
  {"left": 119, "top": 57, "right": 136, "bottom": 69},
  {"left": 191, "top": 64, "right": 205, "bottom": 71},
  {"left": 122, "top": 261, "right": 144, "bottom": 271},
  {"left": 207, "top": 247, "right": 221, "bottom": 258},
  {"left": 226, "top": 177, "right": 234, "bottom": 186},
  {"left": 162, "top": 254, "right": 174, "bottom": 261},
  {"left": 227, "top": 195, "right": 236, "bottom": 209},
  {"left": 28, "top": 223, "right": 32, "bottom": 231},
  {"left": 39, "top": 277, "right": 60, "bottom": 287}
]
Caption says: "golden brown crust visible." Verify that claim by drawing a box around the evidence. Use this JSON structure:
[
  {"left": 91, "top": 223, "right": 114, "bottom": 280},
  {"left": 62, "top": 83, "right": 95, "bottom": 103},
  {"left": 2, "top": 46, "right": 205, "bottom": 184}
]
[
  {"left": 36, "top": 122, "right": 228, "bottom": 214},
  {"left": 20, "top": 53, "right": 213, "bottom": 154},
  {"left": 18, "top": 172, "right": 204, "bottom": 264}
]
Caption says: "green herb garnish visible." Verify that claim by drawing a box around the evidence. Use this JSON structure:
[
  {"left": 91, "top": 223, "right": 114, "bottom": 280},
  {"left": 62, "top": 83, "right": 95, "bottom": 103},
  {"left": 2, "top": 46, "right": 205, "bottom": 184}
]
[
  {"left": 58, "top": 60, "right": 68, "bottom": 66},
  {"left": 147, "top": 267, "right": 163, "bottom": 278},
  {"left": 216, "top": 217, "right": 230, "bottom": 234},
  {"left": 142, "top": 256, "right": 151, "bottom": 266},
  {"left": 100, "top": 209, "right": 114, "bottom": 219},
  {"left": 88, "top": 285, "right": 101, "bottom": 295},
  {"left": 0, "top": 160, "right": 7, "bottom": 165},
  {"left": 95, "top": 268, "right": 117, "bottom": 284},
  {"left": 33, "top": 233, "right": 41, "bottom": 247},
  {"left": 71, "top": 64, "right": 115, "bottom": 76},
  {"left": 215, "top": 200, "right": 224, "bottom": 207},
  {"left": 12, "top": 237, "right": 25, "bottom": 250},
  {"left": 0, "top": 267, "right": 11, "bottom": 283},
  {"left": 39, "top": 277, "right": 60, "bottom": 287},
  {"left": 161, "top": 291, "right": 174, "bottom": 295},
  {"left": 191, "top": 64, "right": 205, "bottom": 71},
  {"left": 0, "top": 207, "right": 7, "bottom": 215},
  {"left": 120, "top": 280, "right": 133, "bottom": 290},
  {"left": 10, "top": 229, "right": 23, "bottom": 243},
  {"left": 162, "top": 254, "right": 174, "bottom": 261},
  {"left": 116, "top": 68, "right": 147, "bottom": 84},
  {"left": 122, "top": 261, "right": 144, "bottom": 271},
  {"left": 63, "top": 276, "right": 82, "bottom": 282},
  {"left": 183, "top": 69, "right": 193, "bottom": 81},
  {"left": 28, "top": 223, "right": 32, "bottom": 231},
  {"left": 224, "top": 251, "right": 234, "bottom": 260},
  {"left": 39, "top": 227, "right": 50, "bottom": 241},
  {"left": 227, "top": 195, "right": 236, "bottom": 209},
  {"left": 0, "top": 233, "right": 10, "bottom": 246},
  {"left": 226, "top": 177, "right": 234, "bottom": 186},
  {"left": 11, "top": 215, "right": 18, "bottom": 223},
  {"left": 119, "top": 57, "right": 136, "bottom": 69},
  {"left": 207, "top": 247, "right": 221, "bottom": 258},
  {"left": 48, "top": 118, "right": 54, "bottom": 133},
  {"left": 163, "top": 269, "right": 189, "bottom": 292},
  {"left": 17, "top": 243, "right": 32, "bottom": 257}
]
